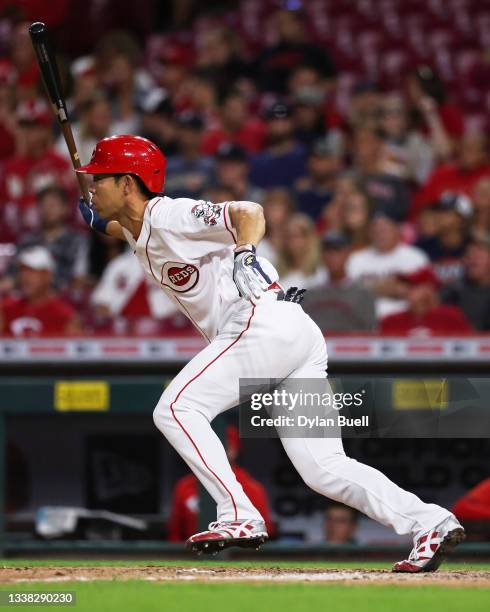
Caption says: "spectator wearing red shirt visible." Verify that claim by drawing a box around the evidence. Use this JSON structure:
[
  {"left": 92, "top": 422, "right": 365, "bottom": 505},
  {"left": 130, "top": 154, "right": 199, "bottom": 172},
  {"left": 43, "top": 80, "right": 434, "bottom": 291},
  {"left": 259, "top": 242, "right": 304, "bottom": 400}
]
[
  {"left": 411, "top": 132, "right": 490, "bottom": 220},
  {"left": 0, "top": 99, "right": 76, "bottom": 242},
  {"left": 167, "top": 426, "right": 274, "bottom": 541},
  {"left": 201, "top": 91, "right": 266, "bottom": 156},
  {"left": 380, "top": 267, "right": 472, "bottom": 336},
  {"left": 0, "top": 247, "right": 80, "bottom": 337},
  {"left": 453, "top": 479, "right": 490, "bottom": 522}
]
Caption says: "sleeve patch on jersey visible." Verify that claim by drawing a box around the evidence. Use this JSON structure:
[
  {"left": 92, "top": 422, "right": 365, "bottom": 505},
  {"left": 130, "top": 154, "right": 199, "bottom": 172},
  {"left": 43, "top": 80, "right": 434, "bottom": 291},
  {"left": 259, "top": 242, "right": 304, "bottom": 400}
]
[{"left": 192, "top": 201, "right": 222, "bottom": 226}]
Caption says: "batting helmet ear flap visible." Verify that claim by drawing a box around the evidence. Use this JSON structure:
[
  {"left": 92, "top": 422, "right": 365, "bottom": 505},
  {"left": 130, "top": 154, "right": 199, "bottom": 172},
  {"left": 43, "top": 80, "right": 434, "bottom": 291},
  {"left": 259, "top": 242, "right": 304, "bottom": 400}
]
[{"left": 76, "top": 135, "right": 167, "bottom": 193}]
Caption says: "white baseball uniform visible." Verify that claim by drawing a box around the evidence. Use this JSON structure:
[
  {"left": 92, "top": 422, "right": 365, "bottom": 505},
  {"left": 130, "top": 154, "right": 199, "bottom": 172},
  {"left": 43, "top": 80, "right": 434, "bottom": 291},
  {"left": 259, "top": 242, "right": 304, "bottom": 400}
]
[{"left": 123, "top": 196, "right": 451, "bottom": 536}]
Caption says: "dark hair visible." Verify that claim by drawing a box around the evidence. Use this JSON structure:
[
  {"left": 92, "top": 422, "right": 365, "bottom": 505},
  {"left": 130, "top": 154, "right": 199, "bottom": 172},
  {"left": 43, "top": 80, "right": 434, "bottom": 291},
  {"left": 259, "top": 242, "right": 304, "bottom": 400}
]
[
  {"left": 114, "top": 174, "right": 159, "bottom": 200},
  {"left": 36, "top": 185, "right": 69, "bottom": 204}
]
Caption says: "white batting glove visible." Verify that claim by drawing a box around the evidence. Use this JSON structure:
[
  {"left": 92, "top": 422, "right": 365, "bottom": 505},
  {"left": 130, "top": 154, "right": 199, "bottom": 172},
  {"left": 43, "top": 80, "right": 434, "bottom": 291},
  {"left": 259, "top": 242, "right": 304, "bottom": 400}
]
[{"left": 233, "top": 246, "right": 272, "bottom": 301}]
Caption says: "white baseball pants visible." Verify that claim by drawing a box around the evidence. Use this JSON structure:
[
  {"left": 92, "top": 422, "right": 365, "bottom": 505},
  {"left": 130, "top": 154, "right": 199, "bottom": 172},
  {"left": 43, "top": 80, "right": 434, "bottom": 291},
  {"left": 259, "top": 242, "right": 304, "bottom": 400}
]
[{"left": 153, "top": 297, "right": 451, "bottom": 536}]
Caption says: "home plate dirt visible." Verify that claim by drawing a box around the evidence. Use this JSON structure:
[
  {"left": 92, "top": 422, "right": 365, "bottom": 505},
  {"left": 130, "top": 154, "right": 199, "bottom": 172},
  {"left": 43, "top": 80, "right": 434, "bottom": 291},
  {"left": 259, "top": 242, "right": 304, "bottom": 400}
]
[{"left": 1, "top": 567, "right": 490, "bottom": 585}]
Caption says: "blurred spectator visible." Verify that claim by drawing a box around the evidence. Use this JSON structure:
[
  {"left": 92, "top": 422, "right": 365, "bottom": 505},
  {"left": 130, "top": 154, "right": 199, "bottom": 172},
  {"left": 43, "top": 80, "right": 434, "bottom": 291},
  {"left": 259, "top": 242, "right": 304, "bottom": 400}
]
[
  {"left": 453, "top": 478, "right": 490, "bottom": 522},
  {"left": 380, "top": 267, "right": 472, "bottom": 336},
  {"left": 167, "top": 425, "right": 274, "bottom": 541},
  {"left": 249, "top": 102, "right": 307, "bottom": 189},
  {"left": 415, "top": 193, "right": 472, "bottom": 285},
  {"left": 302, "top": 231, "right": 376, "bottom": 332},
  {"left": 139, "top": 88, "right": 178, "bottom": 155},
  {"left": 0, "top": 99, "right": 76, "bottom": 241},
  {"left": 194, "top": 25, "right": 250, "bottom": 95},
  {"left": 340, "top": 181, "right": 373, "bottom": 251},
  {"left": 153, "top": 40, "right": 193, "bottom": 106},
  {"left": 293, "top": 137, "right": 340, "bottom": 220},
  {"left": 184, "top": 73, "right": 219, "bottom": 128},
  {"left": 325, "top": 503, "right": 359, "bottom": 544},
  {"left": 380, "top": 93, "right": 434, "bottom": 185},
  {"left": 290, "top": 65, "right": 328, "bottom": 148},
  {"left": 442, "top": 236, "right": 490, "bottom": 331},
  {"left": 0, "top": 60, "right": 16, "bottom": 160},
  {"left": 90, "top": 249, "right": 181, "bottom": 332},
  {"left": 213, "top": 143, "right": 263, "bottom": 203},
  {"left": 0, "top": 246, "right": 80, "bottom": 336},
  {"left": 348, "top": 80, "right": 382, "bottom": 131},
  {"left": 412, "top": 132, "right": 490, "bottom": 219},
  {"left": 407, "top": 65, "right": 462, "bottom": 159},
  {"left": 8, "top": 22, "right": 39, "bottom": 101},
  {"left": 5, "top": 186, "right": 87, "bottom": 291},
  {"left": 164, "top": 112, "right": 214, "bottom": 199},
  {"left": 277, "top": 213, "right": 326, "bottom": 289},
  {"left": 471, "top": 177, "right": 490, "bottom": 241},
  {"left": 95, "top": 31, "right": 152, "bottom": 133},
  {"left": 257, "top": 188, "right": 295, "bottom": 266},
  {"left": 201, "top": 91, "right": 266, "bottom": 155},
  {"left": 55, "top": 90, "right": 116, "bottom": 165},
  {"left": 346, "top": 212, "right": 429, "bottom": 318},
  {"left": 254, "top": 8, "right": 336, "bottom": 94},
  {"left": 351, "top": 126, "right": 411, "bottom": 221}
]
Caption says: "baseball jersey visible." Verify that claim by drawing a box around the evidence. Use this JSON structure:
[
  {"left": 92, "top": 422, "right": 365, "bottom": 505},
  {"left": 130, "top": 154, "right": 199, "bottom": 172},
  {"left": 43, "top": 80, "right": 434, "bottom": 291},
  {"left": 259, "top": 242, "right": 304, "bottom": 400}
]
[{"left": 122, "top": 196, "right": 274, "bottom": 342}]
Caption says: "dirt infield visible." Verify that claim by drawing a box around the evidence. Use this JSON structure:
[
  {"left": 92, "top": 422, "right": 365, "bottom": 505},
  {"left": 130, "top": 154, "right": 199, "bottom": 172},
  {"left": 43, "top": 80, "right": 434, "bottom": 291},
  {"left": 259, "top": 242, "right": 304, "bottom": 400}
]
[{"left": 1, "top": 566, "right": 490, "bottom": 586}]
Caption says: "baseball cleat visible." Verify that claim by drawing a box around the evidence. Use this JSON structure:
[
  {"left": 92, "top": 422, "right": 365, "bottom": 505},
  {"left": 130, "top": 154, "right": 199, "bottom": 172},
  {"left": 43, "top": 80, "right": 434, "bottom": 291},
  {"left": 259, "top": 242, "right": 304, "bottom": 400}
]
[
  {"left": 393, "top": 514, "right": 466, "bottom": 573},
  {"left": 186, "top": 519, "right": 268, "bottom": 555}
]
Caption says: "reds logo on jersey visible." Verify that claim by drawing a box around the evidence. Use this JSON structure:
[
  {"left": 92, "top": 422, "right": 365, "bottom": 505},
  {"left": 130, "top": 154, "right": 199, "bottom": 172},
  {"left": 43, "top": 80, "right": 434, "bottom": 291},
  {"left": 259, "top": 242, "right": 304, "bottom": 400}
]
[
  {"left": 192, "top": 201, "right": 222, "bottom": 226},
  {"left": 161, "top": 261, "right": 199, "bottom": 293}
]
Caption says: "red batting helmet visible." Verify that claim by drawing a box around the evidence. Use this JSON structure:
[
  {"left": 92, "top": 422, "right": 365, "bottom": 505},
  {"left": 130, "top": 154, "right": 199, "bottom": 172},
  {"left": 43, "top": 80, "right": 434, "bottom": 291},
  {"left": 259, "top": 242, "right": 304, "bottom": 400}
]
[{"left": 76, "top": 135, "right": 166, "bottom": 193}]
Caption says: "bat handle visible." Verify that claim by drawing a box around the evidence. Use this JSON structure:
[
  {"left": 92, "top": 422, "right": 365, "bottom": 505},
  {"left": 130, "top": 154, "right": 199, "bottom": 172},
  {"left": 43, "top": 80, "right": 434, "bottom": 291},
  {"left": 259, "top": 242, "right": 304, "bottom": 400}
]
[{"left": 60, "top": 123, "right": 90, "bottom": 201}]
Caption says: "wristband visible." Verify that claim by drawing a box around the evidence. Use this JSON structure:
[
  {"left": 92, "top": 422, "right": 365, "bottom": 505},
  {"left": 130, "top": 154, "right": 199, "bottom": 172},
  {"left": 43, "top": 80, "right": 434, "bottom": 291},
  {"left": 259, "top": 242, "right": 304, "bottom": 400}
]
[{"left": 234, "top": 243, "right": 256, "bottom": 257}]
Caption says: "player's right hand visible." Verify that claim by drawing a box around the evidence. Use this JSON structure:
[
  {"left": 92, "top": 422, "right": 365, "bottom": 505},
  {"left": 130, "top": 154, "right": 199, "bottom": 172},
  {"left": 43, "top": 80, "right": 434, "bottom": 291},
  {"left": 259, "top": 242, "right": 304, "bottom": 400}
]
[
  {"left": 78, "top": 197, "right": 108, "bottom": 234},
  {"left": 233, "top": 247, "right": 272, "bottom": 301}
]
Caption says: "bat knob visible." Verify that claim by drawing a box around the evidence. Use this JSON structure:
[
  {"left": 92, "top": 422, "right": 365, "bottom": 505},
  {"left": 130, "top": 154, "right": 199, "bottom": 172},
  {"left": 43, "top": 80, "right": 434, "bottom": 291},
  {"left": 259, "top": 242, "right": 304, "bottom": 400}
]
[{"left": 29, "top": 22, "right": 46, "bottom": 36}]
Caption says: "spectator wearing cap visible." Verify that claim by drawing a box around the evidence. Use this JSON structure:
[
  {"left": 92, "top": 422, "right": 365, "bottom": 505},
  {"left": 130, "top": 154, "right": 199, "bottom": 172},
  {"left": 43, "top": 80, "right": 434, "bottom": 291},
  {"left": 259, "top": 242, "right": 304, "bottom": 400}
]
[
  {"left": 346, "top": 212, "right": 429, "bottom": 318},
  {"left": 412, "top": 132, "right": 490, "bottom": 220},
  {"left": 0, "top": 247, "right": 80, "bottom": 337},
  {"left": 214, "top": 143, "right": 263, "bottom": 203},
  {"left": 153, "top": 40, "right": 194, "bottom": 104},
  {"left": 277, "top": 213, "right": 327, "bottom": 290},
  {"left": 139, "top": 88, "right": 178, "bottom": 156},
  {"left": 0, "top": 99, "right": 76, "bottom": 242},
  {"left": 348, "top": 80, "right": 383, "bottom": 132},
  {"left": 302, "top": 231, "right": 376, "bottom": 332},
  {"left": 293, "top": 137, "right": 341, "bottom": 220},
  {"left": 201, "top": 91, "right": 266, "bottom": 155},
  {"left": 442, "top": 235, "right": 490, "bottom": 331},
  {"left": 351, "top": 126, "right": 411, "bottom": 221},
  {"left": 249, "top": 102, "right": 307, "bottom": 189},
  {"left": 5, "top": 187, "right": 88, "bottom": 292},
  {"left": 415, "top": 192, "right": 472, "bottom": 285},
  {"left": 254, "top": 8, "right": 336, "bottom": 95},
  {"left": 380, "top": 267, "right": 472, "bottom": 336},
  {"left": 164, "top": 112, "right": 214, "bottom": 199}
]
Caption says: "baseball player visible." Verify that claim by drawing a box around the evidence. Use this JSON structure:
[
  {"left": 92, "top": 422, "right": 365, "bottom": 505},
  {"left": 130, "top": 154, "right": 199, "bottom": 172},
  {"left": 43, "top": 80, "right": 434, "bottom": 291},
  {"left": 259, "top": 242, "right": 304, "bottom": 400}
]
[{"left": 77, "top": 134, "right": 465, "bottom": 572}]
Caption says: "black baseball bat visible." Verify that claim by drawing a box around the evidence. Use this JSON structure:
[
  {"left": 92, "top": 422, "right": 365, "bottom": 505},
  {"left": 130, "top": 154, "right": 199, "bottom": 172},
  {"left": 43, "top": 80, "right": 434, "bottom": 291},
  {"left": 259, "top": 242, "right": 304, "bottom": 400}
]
[{"left": 29, "top": 21, "right": 89, "bottom": 201}]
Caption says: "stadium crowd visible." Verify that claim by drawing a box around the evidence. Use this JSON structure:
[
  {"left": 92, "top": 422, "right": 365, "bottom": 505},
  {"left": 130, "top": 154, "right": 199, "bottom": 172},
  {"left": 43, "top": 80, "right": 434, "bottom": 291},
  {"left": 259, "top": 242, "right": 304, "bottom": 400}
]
[{"left": 0, "top": 0, "right": 489, "bottom": 337}]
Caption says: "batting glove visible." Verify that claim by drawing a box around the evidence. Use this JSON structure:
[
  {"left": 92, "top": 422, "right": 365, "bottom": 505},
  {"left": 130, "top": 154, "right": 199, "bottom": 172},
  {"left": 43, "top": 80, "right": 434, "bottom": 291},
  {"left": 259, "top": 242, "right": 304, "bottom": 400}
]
[
  {"left": 233, "top": 246, "right": 272, "bottom": 301},
  {"left": 277, "top": 286, "right": 306, "bottom": 304},
  {"left": 78, "top": 197, "right": 108, "bottom": 234}
]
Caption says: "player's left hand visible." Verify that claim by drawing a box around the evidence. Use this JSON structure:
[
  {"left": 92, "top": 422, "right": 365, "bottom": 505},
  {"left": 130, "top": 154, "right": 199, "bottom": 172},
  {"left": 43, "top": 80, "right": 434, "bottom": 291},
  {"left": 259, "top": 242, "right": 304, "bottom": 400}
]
[{"left": 233, "top": 247, "right": 272, "bottom": 301}]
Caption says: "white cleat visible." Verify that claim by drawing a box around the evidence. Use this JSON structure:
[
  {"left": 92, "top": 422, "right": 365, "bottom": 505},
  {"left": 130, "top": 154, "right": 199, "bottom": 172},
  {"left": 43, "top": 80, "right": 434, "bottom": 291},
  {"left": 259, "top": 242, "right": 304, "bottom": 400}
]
[{"left": 186, "top": 519, "right": 268, "bottom": 555}]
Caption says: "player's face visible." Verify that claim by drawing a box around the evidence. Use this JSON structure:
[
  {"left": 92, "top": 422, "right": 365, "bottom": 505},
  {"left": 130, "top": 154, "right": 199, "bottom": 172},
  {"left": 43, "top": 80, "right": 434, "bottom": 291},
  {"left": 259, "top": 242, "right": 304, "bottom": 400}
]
[{"left": 89, "top": 174, "right": 125, "bottom": 219}]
